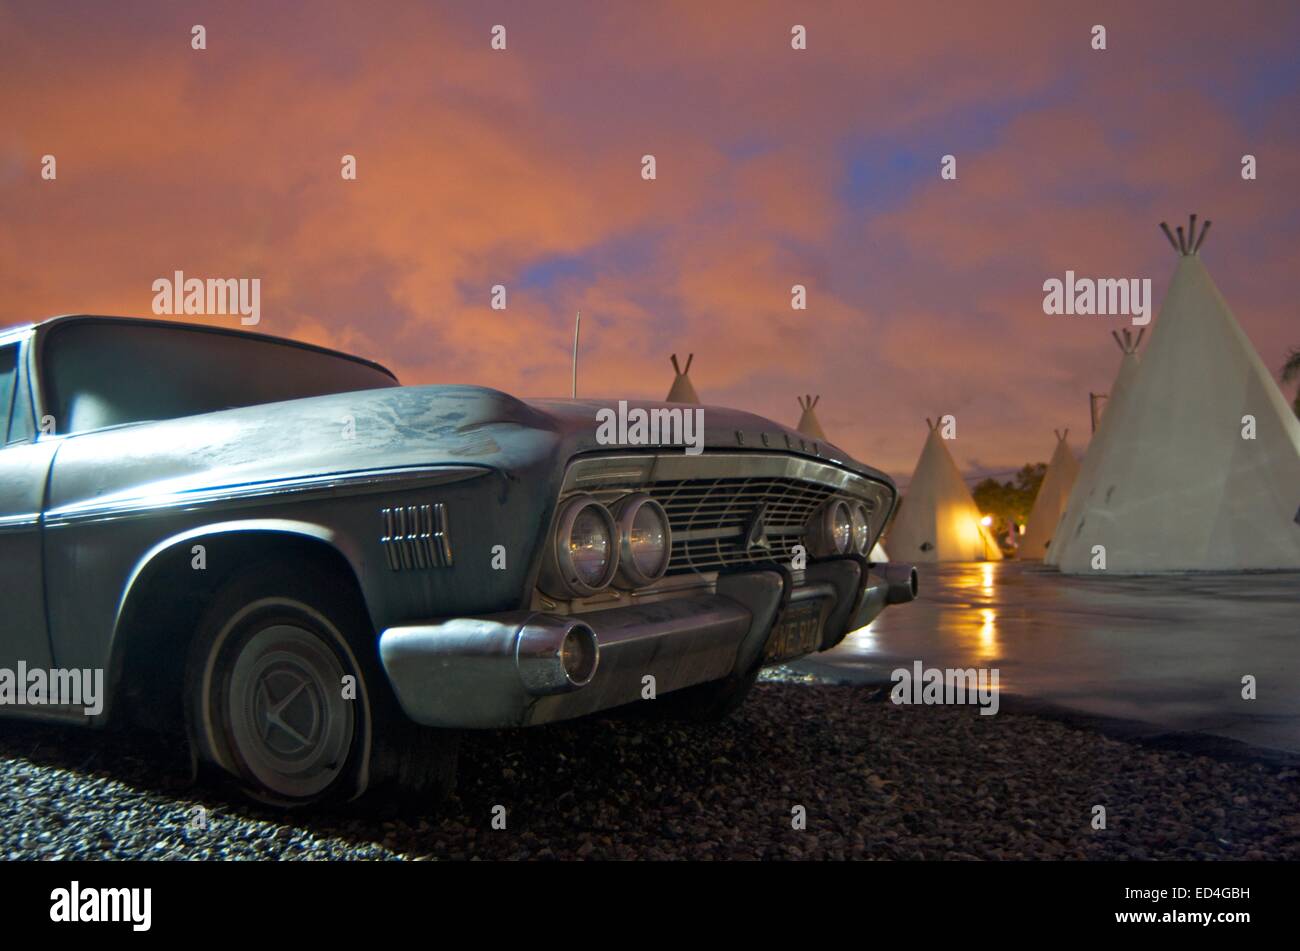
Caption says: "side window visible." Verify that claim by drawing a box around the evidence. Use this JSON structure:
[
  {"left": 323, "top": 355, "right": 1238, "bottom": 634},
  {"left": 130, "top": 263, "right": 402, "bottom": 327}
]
[
  {"left": 0, "top": 344, "right": 33, "bottom": 444},
  {"left": 0, "top": 345, "right": 16, "bottom": 443},
  {"left": 9, "top": 346, "right": 34, "bottom": 442}
]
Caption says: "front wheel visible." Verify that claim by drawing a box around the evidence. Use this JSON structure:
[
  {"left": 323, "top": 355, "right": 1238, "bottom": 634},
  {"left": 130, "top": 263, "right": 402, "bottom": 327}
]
[{"left": 184, "top": 563, "right": 457, "bottom": 807}]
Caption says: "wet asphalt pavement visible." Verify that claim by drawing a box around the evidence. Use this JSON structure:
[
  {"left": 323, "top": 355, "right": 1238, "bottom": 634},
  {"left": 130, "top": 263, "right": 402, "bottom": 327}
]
[{"left": 797, "top": 561, "right": 1300, "bottom": 754}]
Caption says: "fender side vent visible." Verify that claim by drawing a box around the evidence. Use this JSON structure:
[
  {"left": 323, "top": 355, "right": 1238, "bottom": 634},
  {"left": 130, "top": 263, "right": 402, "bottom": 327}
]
[{"left": 381, "top": 503, "right": 453, "bottom": 570}]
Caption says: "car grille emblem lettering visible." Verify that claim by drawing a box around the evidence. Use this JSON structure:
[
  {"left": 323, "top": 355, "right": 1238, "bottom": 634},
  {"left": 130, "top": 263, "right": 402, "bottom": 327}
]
[{"left": 743, "top": 503, "right": 770, "bottom": 551}]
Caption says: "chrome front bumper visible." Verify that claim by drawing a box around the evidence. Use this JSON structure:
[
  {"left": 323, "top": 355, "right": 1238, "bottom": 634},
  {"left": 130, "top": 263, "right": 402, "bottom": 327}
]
[{"left": 378, "top": 560, "right": 916, "bottom": 728}]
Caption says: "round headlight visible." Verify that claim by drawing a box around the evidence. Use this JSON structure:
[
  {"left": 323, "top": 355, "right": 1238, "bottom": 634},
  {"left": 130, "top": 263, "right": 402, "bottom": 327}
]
[
  {"left": 850, "top": 502, "right": 871, "bottom": 554},
  {"left": 538, "top": 495, "right": 618, "bottom": 597},
  {"left": 613, "top": 494, "right": 672, "bottom": 587},
  {"left": 828, "top": 500, "right": 853, "bottom": 554},
  {"left": 805, "top": 498, "right": 857, "bottom": 558}
]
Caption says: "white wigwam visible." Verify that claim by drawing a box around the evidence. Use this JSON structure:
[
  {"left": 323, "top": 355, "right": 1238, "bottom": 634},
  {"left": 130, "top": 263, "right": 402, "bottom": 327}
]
[
  {"left": 1055, "top": 217, "right": 1300, "bottom": 573},
  {"left": 795, "top": 394, "right": 828, "bottom": 440},
  {"left": 1045, "top": 328, "right": 1143, "bottom": 567},
  {"left": 1020, "top": 430, "right": 1080, "bottom": 559},
  {"left": 665, "top": 353, "right": 701, "bottom": 403},
  {"left": 887, "top": 420, "right": 1002, "bottom": 562}
]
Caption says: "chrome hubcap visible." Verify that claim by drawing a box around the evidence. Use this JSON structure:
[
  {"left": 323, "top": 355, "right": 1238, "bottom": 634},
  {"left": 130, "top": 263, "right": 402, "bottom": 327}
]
[
  {"left": 226, "top": 623, "right": 354, "bottom": 799},
  {"left": 254, "top": 664, "right": 322, "bottom": 756}
]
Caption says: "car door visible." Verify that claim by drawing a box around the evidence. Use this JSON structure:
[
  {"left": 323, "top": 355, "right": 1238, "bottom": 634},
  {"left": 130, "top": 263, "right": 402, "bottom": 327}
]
[{"left": 0, "top": 335, "right": 56, "bottom": 672}]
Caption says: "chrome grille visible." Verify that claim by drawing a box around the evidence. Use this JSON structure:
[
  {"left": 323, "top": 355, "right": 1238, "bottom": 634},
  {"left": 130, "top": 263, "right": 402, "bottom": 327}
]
[
  {"left": 561, "top": 453, "right": 892, "bottom": 576},
  {"left": 649, "top": 477, "right": 839, "bottom": 572}
]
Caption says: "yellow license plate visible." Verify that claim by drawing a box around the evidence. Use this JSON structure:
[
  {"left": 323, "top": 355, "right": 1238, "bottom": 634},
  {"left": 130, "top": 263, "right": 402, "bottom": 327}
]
[{"left": 764, "top": 599, "right": 828, "bottom": 662}]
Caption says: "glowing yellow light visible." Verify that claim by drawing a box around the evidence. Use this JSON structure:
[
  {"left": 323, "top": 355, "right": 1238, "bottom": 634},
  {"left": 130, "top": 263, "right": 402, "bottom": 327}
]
[
  {"left": 980, "top": 515, "right": 993, "bottom": 526},
  {"left": 981, "top": 562, "right": 994, "bottom": 593},
  {"left": 978, "top": 608, "right": 997, "bottom": 658}
]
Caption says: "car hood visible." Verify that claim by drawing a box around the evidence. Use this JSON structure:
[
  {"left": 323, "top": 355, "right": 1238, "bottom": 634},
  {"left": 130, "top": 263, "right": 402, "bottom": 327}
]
[
  {"left": 521, "top": 395, "right": 885, "bottom": 477},
  {"left": 44, "top": 384, "right": 894, "bottom": 514}
]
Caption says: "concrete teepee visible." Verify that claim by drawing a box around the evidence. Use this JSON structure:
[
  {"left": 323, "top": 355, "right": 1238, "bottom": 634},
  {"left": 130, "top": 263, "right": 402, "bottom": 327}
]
[
  {"left": 887, "top": 420, "right": 1003, "bottom": 562},
  {"left": 1098, "top": 329, "right": 1144, "bottom": 425},
  {"left": 795, "top": 395, "right": 828, "bottom": 440},
  {"left": 1045, "top": 329, "right": 1143, "bottom": 567},
  {"left": 1020, "top": 430, "right": 1080, "bottom": 560},
  {"left": 665, "top": 353, "right": 700, "bottom": 403},
  {"left": 1055, "top": 216, "right": 1300, "bottom": 573}
]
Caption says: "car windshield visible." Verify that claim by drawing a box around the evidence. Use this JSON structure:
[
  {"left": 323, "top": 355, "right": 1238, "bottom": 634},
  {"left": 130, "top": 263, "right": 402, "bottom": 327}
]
[{"left": 42, "top": 320, "right": 399, "bottom": 435}]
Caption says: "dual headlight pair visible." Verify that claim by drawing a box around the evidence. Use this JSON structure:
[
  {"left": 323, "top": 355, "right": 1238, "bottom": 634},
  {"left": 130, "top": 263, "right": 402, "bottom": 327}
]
[
  {"left": 541, "top": 491, "right": 875, "bottom": 598},
  {"left": 806, "top": 498, "right": 874, "bottom": 558},
  {"left": 539, "top": 493, "right": 672, "bottom": 598}
]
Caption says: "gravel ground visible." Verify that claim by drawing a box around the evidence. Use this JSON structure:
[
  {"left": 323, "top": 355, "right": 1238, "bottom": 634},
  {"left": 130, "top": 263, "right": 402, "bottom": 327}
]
[{"left": 2, "top": 680, "right": 1298, "bottom": 860}]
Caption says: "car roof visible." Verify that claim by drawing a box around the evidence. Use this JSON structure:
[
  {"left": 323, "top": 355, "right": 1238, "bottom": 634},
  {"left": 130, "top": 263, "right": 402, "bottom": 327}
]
[{"left": 7, "top": 314, "right": 397, "bottom": 381}]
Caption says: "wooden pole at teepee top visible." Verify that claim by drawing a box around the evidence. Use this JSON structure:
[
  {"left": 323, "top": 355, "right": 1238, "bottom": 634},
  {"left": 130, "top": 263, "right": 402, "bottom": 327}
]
[
  {"left": 571, "top": 312, "right": 581, "bottom": 398},
  {"left": 1193, "top": 219, "right": 1212, "bottom": 253},
  {"left": 1161, "top": 216, "right": 1213, "bottom": 256},
  {"left": 1159, "top": 222, "right": 1179, "bottom": 253}
]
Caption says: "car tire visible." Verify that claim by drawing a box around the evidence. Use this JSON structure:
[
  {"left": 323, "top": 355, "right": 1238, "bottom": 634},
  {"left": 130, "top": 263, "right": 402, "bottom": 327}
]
[{"left": 184, "top": 561, "right": 457, "bottom": 807}]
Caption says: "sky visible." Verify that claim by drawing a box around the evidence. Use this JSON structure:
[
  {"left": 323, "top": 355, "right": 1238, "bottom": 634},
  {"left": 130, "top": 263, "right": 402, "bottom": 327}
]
[{"left": 2, "top": 0, "right": 1297, "bottom": 480}]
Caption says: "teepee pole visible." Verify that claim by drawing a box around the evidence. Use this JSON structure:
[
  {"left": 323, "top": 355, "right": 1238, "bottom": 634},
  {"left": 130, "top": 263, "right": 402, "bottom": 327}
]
[
  {"left": 571, "top": 311, "right": 581, "bottom": 398},
  {"left": 1193, "top": 219, "right": 1212, "bottom": 253},
  {"left": 1159, "top": 222, "right": 1179, "bottom": 252},
  {"left": 1089, "top": 393, "right": 1105, "bottom": 433}
]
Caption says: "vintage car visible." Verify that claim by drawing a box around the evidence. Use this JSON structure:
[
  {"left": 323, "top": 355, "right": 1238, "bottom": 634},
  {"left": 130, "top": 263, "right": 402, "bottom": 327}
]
[{"left": 0, "top": 315, "right": 916, "bottom": 805}]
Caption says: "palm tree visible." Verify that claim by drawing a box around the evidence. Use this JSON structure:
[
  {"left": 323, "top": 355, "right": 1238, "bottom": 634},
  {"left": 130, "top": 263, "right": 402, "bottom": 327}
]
[{"left": 1284, "top": 347, "right": 1300, "bottom": 418}]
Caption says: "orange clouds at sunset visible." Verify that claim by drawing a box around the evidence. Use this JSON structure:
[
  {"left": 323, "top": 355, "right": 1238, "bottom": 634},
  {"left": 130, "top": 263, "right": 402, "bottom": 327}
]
[{"left": 2, "top": 0, "right": 1297, "bottom": 477}]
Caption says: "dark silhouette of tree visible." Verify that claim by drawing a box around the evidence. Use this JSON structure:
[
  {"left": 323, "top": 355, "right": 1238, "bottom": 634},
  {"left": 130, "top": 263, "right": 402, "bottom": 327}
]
[{"left": 973, "top": 462, "right": 1047, "bottom": 546}]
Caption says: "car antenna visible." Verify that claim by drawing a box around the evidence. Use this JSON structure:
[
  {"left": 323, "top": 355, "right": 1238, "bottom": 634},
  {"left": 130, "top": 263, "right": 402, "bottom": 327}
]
[{"left": 571, "top": 311, "right": 581, "bottom": 398}]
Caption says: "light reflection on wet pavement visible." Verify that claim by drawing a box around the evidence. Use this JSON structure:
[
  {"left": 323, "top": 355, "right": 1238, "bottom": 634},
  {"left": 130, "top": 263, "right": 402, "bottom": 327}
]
[{"left": 795, "top": 561, "right": 1300, "bottom": 753}]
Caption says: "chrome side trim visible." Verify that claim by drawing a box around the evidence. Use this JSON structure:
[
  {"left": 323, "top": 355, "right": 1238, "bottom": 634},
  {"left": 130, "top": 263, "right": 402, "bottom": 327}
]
[
  {"left": 0, "top": 513, "right": 41, "bottom": 534},
  {"left": 43, "top": 464, "right": 489, "bottom": 526}
]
